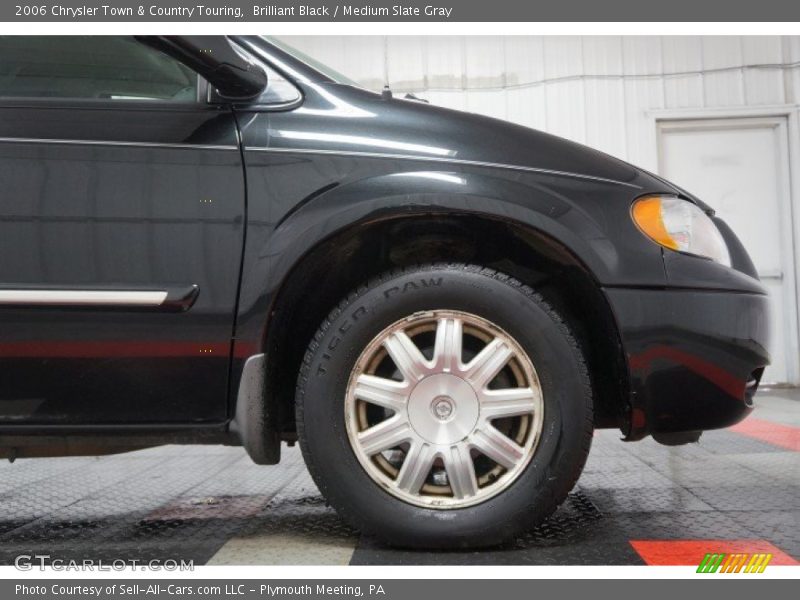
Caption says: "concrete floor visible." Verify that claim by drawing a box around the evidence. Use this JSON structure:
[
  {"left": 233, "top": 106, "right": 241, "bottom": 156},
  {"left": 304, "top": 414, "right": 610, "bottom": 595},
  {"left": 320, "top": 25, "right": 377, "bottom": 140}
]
[{"left": 0, "top": 389, "right": 797, "bottom": 566}]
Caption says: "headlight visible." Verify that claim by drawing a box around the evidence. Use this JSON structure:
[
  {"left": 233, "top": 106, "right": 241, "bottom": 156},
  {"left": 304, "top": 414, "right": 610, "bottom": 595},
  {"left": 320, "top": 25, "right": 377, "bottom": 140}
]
[{"left": 632, "top": 195, "right": 731, "bottom": 267}]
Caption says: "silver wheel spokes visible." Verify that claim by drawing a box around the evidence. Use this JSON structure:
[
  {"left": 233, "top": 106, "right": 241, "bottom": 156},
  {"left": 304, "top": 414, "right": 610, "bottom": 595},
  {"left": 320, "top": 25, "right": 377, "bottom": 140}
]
[{"left": 346, "top": 311, "right": 544, "bottom": 508}]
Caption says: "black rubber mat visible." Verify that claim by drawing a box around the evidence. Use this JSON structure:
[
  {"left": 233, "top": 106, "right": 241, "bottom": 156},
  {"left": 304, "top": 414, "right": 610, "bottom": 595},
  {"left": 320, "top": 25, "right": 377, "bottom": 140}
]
[{"left": 0, "top": 393, "right": 796, "bottom": 565}]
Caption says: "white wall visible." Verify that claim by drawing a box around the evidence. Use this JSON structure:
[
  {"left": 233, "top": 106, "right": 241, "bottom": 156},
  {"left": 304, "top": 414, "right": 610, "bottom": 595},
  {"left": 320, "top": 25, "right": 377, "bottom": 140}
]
[{"left": 280, "top": 36, "right": 800, "bottom": 171}]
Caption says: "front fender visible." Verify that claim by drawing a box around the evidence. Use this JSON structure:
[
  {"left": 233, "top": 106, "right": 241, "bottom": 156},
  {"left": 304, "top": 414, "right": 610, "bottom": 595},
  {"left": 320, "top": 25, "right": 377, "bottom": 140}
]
[
  {"left": 227, "top": 162, "right": 669, "bottom": 425},
  {"left": 243, "top": 167, "right": 665, "bottom": 325},
  {"left": 270, "top": 170, "right": 620, "bottom": 282}
]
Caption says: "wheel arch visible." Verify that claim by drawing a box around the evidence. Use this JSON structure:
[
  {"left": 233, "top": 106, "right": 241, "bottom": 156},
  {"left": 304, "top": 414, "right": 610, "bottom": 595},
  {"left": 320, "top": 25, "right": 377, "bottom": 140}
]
[{"left": 256, "top": 207, "right": 631, "bottom": 445}]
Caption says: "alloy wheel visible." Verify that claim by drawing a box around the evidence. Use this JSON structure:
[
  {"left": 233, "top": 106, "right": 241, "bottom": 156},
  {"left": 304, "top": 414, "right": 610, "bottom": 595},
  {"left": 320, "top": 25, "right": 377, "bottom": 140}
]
[{"left": 345, "top": 310, "right": 544, "bottom": 508}]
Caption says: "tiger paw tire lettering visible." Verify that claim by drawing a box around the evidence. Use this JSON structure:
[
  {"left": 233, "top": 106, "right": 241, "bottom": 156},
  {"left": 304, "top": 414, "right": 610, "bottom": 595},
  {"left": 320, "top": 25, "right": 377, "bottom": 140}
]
[{"left": 295, "top": 264, "right": 593, "bottom": 548}]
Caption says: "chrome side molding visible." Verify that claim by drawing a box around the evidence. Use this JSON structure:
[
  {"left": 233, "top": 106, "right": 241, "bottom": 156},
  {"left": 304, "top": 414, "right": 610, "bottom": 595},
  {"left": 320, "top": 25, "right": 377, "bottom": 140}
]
[
  {"left": 0, "top": 285, "right": 199, "bottom": 311},
  {"left": 0, "top": 290, "right": 167, "bottom": 306}
]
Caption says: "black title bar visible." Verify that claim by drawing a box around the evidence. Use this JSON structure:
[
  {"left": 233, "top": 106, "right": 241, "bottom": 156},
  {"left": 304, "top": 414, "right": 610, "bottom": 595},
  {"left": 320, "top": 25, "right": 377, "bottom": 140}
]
[{"left": 4, "top": 0, "right": 800, "bottom": 22}]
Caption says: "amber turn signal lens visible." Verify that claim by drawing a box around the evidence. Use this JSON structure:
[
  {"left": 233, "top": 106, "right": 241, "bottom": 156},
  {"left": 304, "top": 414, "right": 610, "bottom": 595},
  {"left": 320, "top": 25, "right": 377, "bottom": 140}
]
[
  {"left": 631, "top": 196, "right": 680, "bottom": 251},
  {"left": 631, "top": 195, "right": 731, "bottom": 266}
]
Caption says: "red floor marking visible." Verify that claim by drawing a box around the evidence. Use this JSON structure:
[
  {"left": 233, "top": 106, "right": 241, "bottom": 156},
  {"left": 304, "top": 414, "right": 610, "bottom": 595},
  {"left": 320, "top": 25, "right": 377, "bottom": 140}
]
[
  {"left": 630, "top": 540, "right": 799, "bottom": 566},
  {"left": 729, "top": 418, "right": 800, "bottom": 452}
]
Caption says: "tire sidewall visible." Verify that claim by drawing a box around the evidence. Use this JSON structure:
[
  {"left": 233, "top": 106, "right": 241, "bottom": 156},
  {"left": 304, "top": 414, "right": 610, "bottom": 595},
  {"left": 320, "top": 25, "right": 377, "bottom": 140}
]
[{"left": 298, "top": 265, "right": 590, "bottom": 547}]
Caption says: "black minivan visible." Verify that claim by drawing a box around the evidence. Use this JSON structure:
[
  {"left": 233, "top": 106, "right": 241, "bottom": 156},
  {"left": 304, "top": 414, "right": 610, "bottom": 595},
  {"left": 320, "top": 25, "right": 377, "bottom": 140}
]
[{"left": 0, "top": 36, "right": 770, "bottom": 547}]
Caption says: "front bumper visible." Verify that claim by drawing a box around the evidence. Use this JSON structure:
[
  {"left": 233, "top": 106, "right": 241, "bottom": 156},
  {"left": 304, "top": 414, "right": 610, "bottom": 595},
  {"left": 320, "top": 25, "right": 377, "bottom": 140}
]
[{"left": 604, "top": 287, "right": 771, "bottom": 440}]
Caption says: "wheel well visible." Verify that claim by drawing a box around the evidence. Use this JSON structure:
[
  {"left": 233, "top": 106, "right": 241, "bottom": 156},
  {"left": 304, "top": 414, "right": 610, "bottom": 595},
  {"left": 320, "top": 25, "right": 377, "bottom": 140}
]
[{"left": 264, "top": 213, "right": 630, "bottom": 438}]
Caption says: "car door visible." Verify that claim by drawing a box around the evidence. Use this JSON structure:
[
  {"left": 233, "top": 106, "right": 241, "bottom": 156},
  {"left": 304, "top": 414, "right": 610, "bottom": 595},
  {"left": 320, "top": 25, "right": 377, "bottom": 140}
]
[{"left": 0, "top": 36, "right": 244, "bottom": 425}]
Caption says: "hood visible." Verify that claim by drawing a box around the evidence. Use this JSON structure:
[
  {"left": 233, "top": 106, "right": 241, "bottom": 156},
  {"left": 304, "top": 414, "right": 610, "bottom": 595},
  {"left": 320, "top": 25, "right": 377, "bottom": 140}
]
[{"left": 276, "top": 83, "right": 675, "bottom": 192}]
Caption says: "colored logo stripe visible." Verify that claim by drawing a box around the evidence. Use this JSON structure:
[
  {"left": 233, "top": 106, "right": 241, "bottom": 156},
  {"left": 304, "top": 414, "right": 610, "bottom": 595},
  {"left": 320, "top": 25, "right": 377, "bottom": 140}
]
[
  {"left": 697, "top": 553, "right": 774, "bottom": 573},
  {"left": 696, "top": 552, "right": 725, "bottom": 573}
]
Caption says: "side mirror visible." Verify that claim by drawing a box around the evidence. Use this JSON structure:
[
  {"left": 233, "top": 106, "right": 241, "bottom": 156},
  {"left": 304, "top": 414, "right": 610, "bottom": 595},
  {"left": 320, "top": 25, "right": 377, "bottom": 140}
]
[{"left": 136, "top": 36, "right": 268, "bottom": 100}]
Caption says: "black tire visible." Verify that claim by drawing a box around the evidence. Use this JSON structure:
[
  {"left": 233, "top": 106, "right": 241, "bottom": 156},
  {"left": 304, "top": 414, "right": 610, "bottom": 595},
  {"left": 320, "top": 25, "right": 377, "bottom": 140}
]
[{"left": 296, "top": 263, "right": 593, "bottom": 548}]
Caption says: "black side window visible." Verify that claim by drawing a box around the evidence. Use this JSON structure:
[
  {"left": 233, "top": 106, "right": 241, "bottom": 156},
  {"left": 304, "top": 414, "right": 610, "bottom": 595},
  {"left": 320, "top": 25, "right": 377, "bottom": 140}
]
[{"left": 0, "top": 36, "right": 198, "bottom": 102}]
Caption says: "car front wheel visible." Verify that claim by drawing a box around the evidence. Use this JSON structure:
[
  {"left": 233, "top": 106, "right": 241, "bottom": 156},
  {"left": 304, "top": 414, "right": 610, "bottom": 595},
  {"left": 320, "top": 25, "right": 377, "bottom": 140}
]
[{"left": 296, "top": 263, "right": 593, "bottom": 548}]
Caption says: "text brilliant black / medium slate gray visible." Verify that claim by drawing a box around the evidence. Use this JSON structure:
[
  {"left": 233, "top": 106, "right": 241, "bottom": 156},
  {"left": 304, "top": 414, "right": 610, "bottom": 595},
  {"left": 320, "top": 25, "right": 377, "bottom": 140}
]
[{"left": 0, "top": 36, "right": 771, "bottom": 548}]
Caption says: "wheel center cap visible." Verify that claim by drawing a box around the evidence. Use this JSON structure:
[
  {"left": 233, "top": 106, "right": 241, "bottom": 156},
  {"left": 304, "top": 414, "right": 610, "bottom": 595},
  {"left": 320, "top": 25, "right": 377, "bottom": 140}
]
[
  {"left": 432, "top": 396, "right": 455, "bottom": 421},
  {"left": 407, "top": 374, "right": 479, "bottom": 445}
]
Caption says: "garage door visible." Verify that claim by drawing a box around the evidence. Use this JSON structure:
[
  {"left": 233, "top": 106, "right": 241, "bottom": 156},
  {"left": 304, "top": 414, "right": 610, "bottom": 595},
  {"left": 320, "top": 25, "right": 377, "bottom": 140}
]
[{"left": 658, "top": 116, "right": 799, "bottom": 385}]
